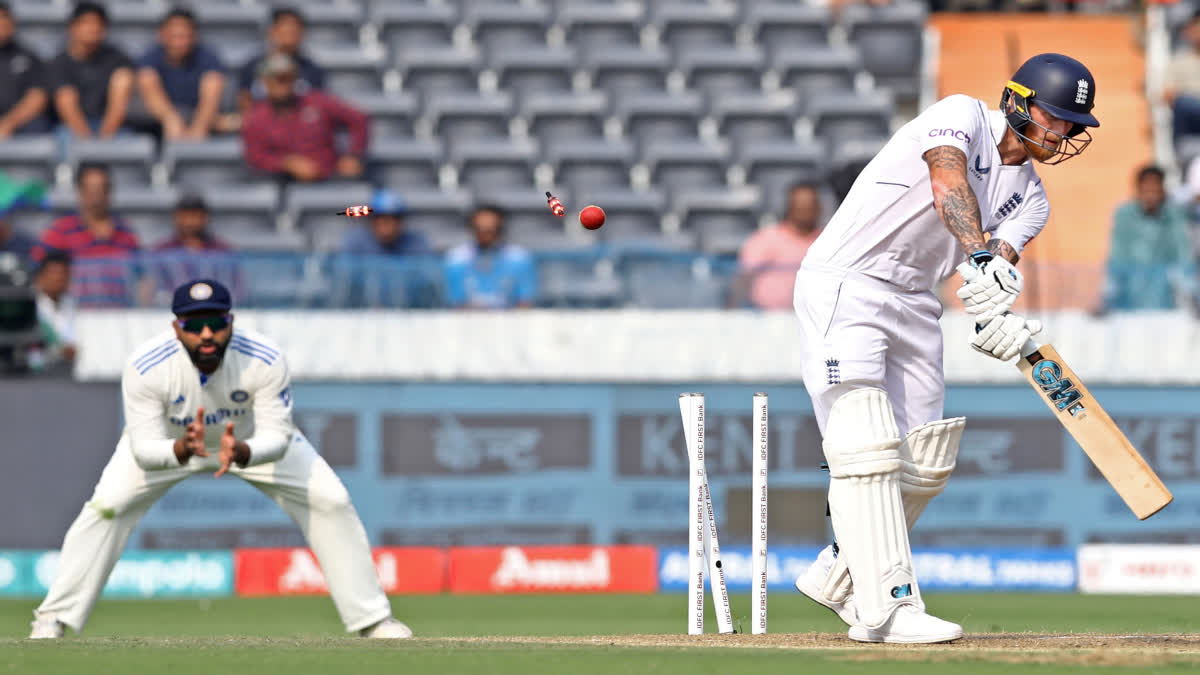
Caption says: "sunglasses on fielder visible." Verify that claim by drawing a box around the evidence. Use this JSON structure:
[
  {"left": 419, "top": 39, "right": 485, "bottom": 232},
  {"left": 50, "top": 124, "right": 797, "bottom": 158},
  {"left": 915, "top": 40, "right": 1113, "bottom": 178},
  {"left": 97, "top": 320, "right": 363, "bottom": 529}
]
[{"left": 175, "top": 314, "right": 232, "bottom": 334}]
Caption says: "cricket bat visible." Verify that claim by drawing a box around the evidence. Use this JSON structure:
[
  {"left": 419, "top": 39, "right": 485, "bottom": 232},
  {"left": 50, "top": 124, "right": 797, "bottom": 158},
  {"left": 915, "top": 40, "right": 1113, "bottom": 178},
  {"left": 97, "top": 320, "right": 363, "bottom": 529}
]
[{"left": 1017, "top": 339, "right": 1173, "bottom": 520}]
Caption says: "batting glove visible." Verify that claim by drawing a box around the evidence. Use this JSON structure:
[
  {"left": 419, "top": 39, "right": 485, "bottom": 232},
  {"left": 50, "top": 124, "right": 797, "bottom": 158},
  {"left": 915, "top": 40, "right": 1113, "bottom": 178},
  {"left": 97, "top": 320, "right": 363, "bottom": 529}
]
[
  {"left": 970, "top": 312, "right": 1042, "bottom": 362},
  {"left": 956, "top": 251, "right": 1023, "bottom": 322}
]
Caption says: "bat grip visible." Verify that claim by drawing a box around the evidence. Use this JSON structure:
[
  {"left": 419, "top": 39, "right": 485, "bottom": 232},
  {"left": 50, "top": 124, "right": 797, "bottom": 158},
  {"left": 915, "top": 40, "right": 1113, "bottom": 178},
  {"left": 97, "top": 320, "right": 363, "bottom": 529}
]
[{"left": 1019, "top": 338, "right": 1040, "bottom": 358}]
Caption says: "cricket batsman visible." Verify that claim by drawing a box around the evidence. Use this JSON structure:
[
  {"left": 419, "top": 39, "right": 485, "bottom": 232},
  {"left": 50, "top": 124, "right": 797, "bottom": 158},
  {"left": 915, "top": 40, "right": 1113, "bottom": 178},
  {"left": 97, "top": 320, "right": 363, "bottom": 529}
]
[
  {"left": 790, "top": 54, "right": 1100, "bottom": 643},
  {"left": 30, "top": 279, "right": 412, "bottom": 639}
]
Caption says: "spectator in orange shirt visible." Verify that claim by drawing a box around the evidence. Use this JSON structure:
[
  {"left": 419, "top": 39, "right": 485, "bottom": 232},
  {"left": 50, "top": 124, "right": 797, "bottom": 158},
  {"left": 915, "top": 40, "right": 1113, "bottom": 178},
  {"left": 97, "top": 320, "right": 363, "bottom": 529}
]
[
  {"left": 240, "top": 52, "right": 367, "bottom": 183},
  {"left": 737, "top": 183, "right": 824, "bottom": 310}
]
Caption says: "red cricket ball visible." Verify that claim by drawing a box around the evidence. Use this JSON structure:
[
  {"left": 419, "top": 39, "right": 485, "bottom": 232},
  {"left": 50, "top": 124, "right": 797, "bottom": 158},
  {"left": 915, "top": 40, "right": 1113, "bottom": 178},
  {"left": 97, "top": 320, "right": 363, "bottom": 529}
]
[{"left": 579, "top": 205, "right": 606, "bottom": 230}]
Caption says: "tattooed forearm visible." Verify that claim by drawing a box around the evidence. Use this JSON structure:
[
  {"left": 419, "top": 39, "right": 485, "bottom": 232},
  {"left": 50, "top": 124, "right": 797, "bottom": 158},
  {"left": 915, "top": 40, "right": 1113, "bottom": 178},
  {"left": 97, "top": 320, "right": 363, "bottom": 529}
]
[
  {"left": 986, "top": 237, "right": 1020, "bottom": 264},
  {"left": 938, "top": 185, "right": 986, "bottom": 252},
  {"left": 924, "top": 146, "right": 986, "bottom": 253}
]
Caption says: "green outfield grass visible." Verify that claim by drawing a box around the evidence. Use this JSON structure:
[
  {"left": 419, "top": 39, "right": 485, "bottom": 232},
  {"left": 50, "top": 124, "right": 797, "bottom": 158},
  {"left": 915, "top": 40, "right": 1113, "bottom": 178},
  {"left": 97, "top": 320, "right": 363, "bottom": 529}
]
[{"left": 3, "top": 593, "right": 1198, "bottom": 674}]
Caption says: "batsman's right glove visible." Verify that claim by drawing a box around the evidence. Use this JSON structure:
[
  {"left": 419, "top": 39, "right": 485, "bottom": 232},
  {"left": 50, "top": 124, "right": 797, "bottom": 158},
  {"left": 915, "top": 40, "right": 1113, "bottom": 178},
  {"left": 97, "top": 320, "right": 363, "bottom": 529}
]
[{"left": 970, "top": 312, "right": 1042, "bottom": 362}]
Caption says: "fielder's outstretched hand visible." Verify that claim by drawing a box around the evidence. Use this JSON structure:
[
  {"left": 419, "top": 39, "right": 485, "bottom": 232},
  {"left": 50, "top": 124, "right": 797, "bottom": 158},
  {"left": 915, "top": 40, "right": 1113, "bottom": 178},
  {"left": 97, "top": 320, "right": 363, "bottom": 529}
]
[
  {"left": 174, "top": 406, "right": 209, "bottom": 465},
  {"left": 215, "top": 422, "right": 237, "bottom": 478},
  {"left": 970, "top": 312, "right": 1042, "bottom": 362},
  {"left": 956, "top": 255, "right": 1023, "bottom": 321}
]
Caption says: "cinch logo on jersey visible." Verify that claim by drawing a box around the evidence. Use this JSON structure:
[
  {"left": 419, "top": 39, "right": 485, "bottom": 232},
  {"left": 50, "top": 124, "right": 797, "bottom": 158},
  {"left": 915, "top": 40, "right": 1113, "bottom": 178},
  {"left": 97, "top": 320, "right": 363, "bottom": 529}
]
[
  {"left": 1031, "top": 359, "right": 1086, "bottom": 416},
  {"left": 169, "top": 407, "right": 249, "bottom": 427},
  {"left": 994, "top": 192, "right": 1023, "bottom": 220},
  {"left": 928, "top": 128, "right": 970, "bottom": 144}
]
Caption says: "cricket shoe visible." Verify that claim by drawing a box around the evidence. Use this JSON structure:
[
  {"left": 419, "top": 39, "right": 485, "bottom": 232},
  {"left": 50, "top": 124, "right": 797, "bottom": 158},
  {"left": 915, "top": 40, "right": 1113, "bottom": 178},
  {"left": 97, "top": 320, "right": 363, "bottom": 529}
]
[
  {"left": 29, "top": 618, "right": 65, "bottom": 639},
  {"left": 848, "top": 605, "right": 962, "bottom": 644},
  {"left": 359, "top": 617, "right": 413, "bottom": 639},
  {"left": 794, "top": 544, "right": 858, "bottom": 627}
]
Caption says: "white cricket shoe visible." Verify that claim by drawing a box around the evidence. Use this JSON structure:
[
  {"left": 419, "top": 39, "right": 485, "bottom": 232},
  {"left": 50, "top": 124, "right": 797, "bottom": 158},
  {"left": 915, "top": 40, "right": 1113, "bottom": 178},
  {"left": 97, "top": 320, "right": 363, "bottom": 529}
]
[
  {"left": 359, "top": 618, "right": 413, "bottom": 639},
  {"left": 848, "top": 605, "right": 963, "bottom": 644},
  {"left": 794, "top": 544, "right": 858, "bottom": 627},
  {"left": 29, "top": 618, "right": 64, "bottom": 639}
]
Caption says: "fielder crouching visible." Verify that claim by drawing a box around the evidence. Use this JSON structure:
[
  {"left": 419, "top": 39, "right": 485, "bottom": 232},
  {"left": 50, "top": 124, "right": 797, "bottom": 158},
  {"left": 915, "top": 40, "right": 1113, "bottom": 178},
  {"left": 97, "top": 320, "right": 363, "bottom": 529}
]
[
  {"left": 30, "top": 279, "right": 411, "bottom": 640},
  {"left": 791, "top": 54, "right": 1100, "bottom": 643}
]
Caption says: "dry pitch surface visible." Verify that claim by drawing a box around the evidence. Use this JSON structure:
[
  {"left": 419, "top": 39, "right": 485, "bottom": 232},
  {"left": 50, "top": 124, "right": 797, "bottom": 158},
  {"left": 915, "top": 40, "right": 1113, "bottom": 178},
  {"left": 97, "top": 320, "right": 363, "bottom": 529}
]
[
  {"left": 5, "top": 594, "right": 1200, "bottom": 673},
  {"left": 450, "top": 632, "right": 1200, "bottom": 667}
]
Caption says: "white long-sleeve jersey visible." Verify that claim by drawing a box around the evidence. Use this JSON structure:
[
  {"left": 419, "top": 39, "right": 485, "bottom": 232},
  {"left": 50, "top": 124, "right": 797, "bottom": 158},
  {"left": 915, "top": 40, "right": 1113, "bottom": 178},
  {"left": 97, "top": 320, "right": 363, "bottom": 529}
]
[
  {"left": 802, "top": 94, "right": 1050, "bottom": 292},
  {"left": 120, "top": 328, "right": 295, "bottom": 471}
]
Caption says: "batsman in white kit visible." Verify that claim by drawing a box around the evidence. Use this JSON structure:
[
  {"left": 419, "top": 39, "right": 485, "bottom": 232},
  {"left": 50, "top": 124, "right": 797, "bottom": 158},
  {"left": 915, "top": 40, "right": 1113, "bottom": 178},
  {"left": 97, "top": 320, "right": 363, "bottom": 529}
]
[
  {"left": 791, "top": 53, "right": 1100, "bottom": 643},
  {"left": 30, "top": 279, "right": 412, "bottom": 640}
]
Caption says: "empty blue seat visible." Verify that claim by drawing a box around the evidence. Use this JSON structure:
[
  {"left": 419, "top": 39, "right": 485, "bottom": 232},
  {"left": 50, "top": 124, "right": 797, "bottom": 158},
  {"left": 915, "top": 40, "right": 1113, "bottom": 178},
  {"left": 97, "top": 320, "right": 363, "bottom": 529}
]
[
  {"left": 522, "top": 90, "right": 609, "bottom": 144},
  {"left": 426, "top": 91, "right": 513, "bottom": 140},
  {"left": 677, "top": 46, "right": 766, "bottom": 97},
  {"left": 712, "top": 91, "right": 798, "bottom": 145},
  {"left": 558, "top": 2, "right": 644, "bottom": 51},
  {"left": 450, "top": 137, "right": 538, "bottom": 191}
]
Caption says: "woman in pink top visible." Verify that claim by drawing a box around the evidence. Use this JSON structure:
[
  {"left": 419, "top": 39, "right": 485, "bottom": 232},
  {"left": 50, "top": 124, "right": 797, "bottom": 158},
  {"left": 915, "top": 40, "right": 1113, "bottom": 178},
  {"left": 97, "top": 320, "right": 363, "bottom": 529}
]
[{"left": 738, "top": 183, "right": 823, "bottom": 310}]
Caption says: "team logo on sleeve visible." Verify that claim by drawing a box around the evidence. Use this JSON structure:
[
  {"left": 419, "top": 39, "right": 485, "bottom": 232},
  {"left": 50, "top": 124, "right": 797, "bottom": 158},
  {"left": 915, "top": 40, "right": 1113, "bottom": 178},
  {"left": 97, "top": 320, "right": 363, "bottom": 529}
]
[{"left": 230, "top": 390, "right": 250, "bottom": 403}]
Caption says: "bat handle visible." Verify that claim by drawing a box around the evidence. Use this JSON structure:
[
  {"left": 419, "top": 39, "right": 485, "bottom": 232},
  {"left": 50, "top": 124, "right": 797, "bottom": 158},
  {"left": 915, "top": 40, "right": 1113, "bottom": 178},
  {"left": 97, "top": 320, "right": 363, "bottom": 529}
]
[{"left": 1020, "top": 338, "right": 1040, "bottom": 358}]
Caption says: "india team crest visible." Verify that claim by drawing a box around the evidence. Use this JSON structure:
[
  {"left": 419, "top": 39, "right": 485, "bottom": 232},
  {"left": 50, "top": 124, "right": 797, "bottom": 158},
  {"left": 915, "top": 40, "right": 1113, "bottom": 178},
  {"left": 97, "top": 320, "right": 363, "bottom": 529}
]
[{"left": 189, "top": 283, "right": 213, "bottom": 300}]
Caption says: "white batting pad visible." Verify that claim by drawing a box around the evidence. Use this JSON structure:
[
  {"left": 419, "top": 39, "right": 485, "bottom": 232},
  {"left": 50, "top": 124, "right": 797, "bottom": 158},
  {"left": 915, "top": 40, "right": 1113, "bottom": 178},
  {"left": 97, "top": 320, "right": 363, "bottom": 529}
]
[
  {"left": 823, "top": 387, "right": 920, "bottom": 629},
  {"left": 900, "top": 417, "right": 965, "bottom": 524},
  {"left": 818, "top": 417, "right": 966, "bottom": 612}
]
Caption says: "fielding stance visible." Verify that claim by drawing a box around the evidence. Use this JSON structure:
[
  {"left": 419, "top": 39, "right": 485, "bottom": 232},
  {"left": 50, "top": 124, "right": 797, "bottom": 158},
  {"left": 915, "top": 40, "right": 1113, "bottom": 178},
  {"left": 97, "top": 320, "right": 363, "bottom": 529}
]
[
  {"left": 30, "top": 280, "right": 412, "bottom": 639},
  {"left": 791, "top": 54, "right": 1099, "bottom": 643}
]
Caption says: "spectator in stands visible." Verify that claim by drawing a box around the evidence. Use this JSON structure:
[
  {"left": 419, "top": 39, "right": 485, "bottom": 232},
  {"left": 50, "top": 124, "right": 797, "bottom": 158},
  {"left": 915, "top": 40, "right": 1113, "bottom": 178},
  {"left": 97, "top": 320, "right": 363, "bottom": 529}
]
[
  {"left": 0, "top": 2, "right": 49, "bottom": 136},
  {"left": 237, "top": 7, "right": 325, "bottom": 116},
  {"left": 0, "top": 211, "right": 36, "bottom": 266},
  {"left": 341, "top": 189, "right": 431, "bottom": 256},
  {"left": 154, "top": 192, "right": 229, "bottom": 255},
  {"left": 445, "top": 205, "right": 537, "bottom": 309},
  {"left": 33, "top": 162, "right": 140, "bottom": 307},
  {"left": 48, "top": 2, "right": 134, "bottom": 145},
  {"left": 1165, "top": 10, "right": 1200, "bottom": 142},
  {"left": 1097, "top": 165, "right": 1195, "bottom": 313},
  {"left": 241, "top": 53, "right": 367, "bottom": 183},
  {"left": 33, "top": 250, "right": 77, "bottom": 368},
  {"left": 136, "top": 8, "right": 228, "bottom": 141},
  {"left": 737, "top": 183, "right": 824, "bottom": 310},
  {"left": 145, "top": 192, "right": 238, "bottom": 307}
]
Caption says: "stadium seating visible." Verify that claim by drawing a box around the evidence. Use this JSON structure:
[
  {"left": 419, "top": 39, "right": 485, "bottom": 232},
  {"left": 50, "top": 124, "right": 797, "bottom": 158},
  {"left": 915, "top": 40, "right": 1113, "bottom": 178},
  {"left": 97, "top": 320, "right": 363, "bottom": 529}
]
[{"left": 0, "top": 0, "right": 931, "bottom": 309}]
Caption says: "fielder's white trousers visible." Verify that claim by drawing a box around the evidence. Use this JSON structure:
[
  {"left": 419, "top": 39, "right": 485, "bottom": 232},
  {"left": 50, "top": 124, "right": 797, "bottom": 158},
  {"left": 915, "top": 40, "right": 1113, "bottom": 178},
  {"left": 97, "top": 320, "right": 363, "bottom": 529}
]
[
  {"left": 34, "top": 432, "right": 392, "bottom": 634},
  {"left": 793, "top": 264, "right": 946, "bottom": 436}
]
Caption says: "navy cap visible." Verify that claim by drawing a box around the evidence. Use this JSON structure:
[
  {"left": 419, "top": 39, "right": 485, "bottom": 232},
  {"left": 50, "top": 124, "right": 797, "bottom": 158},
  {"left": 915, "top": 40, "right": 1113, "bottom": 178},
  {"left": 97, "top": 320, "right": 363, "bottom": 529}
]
[
  {"left": 370, "top": 188, "right": 407, "bottom": 216},
  {"left": 172, "top": 279, "right": 232, "bottom": 315}
]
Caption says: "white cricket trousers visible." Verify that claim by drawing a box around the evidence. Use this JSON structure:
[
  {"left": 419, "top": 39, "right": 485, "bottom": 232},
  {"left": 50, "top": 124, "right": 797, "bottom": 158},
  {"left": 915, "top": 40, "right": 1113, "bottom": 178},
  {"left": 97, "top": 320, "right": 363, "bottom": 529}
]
[
  {"left": 34, "top": 432, "right": 392, "bottom": 634},
  {"left": 793, "top": 264, "right": 946, "bottom": 436}
]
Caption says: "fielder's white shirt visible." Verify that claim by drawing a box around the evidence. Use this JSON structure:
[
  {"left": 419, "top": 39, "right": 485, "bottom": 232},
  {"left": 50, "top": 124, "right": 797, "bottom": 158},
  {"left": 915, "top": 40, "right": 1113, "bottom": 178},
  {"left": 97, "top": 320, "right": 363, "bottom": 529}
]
[
  {"left": 802, "top": 94, "right": 1050, "bottom": 292},
  {"left": 120, "top": 328, "right": 295, "bottom": 471}
]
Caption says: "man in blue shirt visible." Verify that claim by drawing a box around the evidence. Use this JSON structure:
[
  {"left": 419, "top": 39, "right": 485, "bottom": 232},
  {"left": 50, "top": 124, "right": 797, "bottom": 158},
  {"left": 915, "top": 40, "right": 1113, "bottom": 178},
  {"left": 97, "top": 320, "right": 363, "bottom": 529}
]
[
  {"left": 236, "top": 7, "right": 326, "bottom": 115},
  {"left": 341, "top": 188, "right": 431, "bottom": 256},
  {"left": 0, "top": 210, "right": 36, "bottom": 267},
  {"left": 444, "top": 205, "right": 538, "bottom": 309},
  {"left": 136, "top": 8, "right": 226, "bottom": 140}
]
